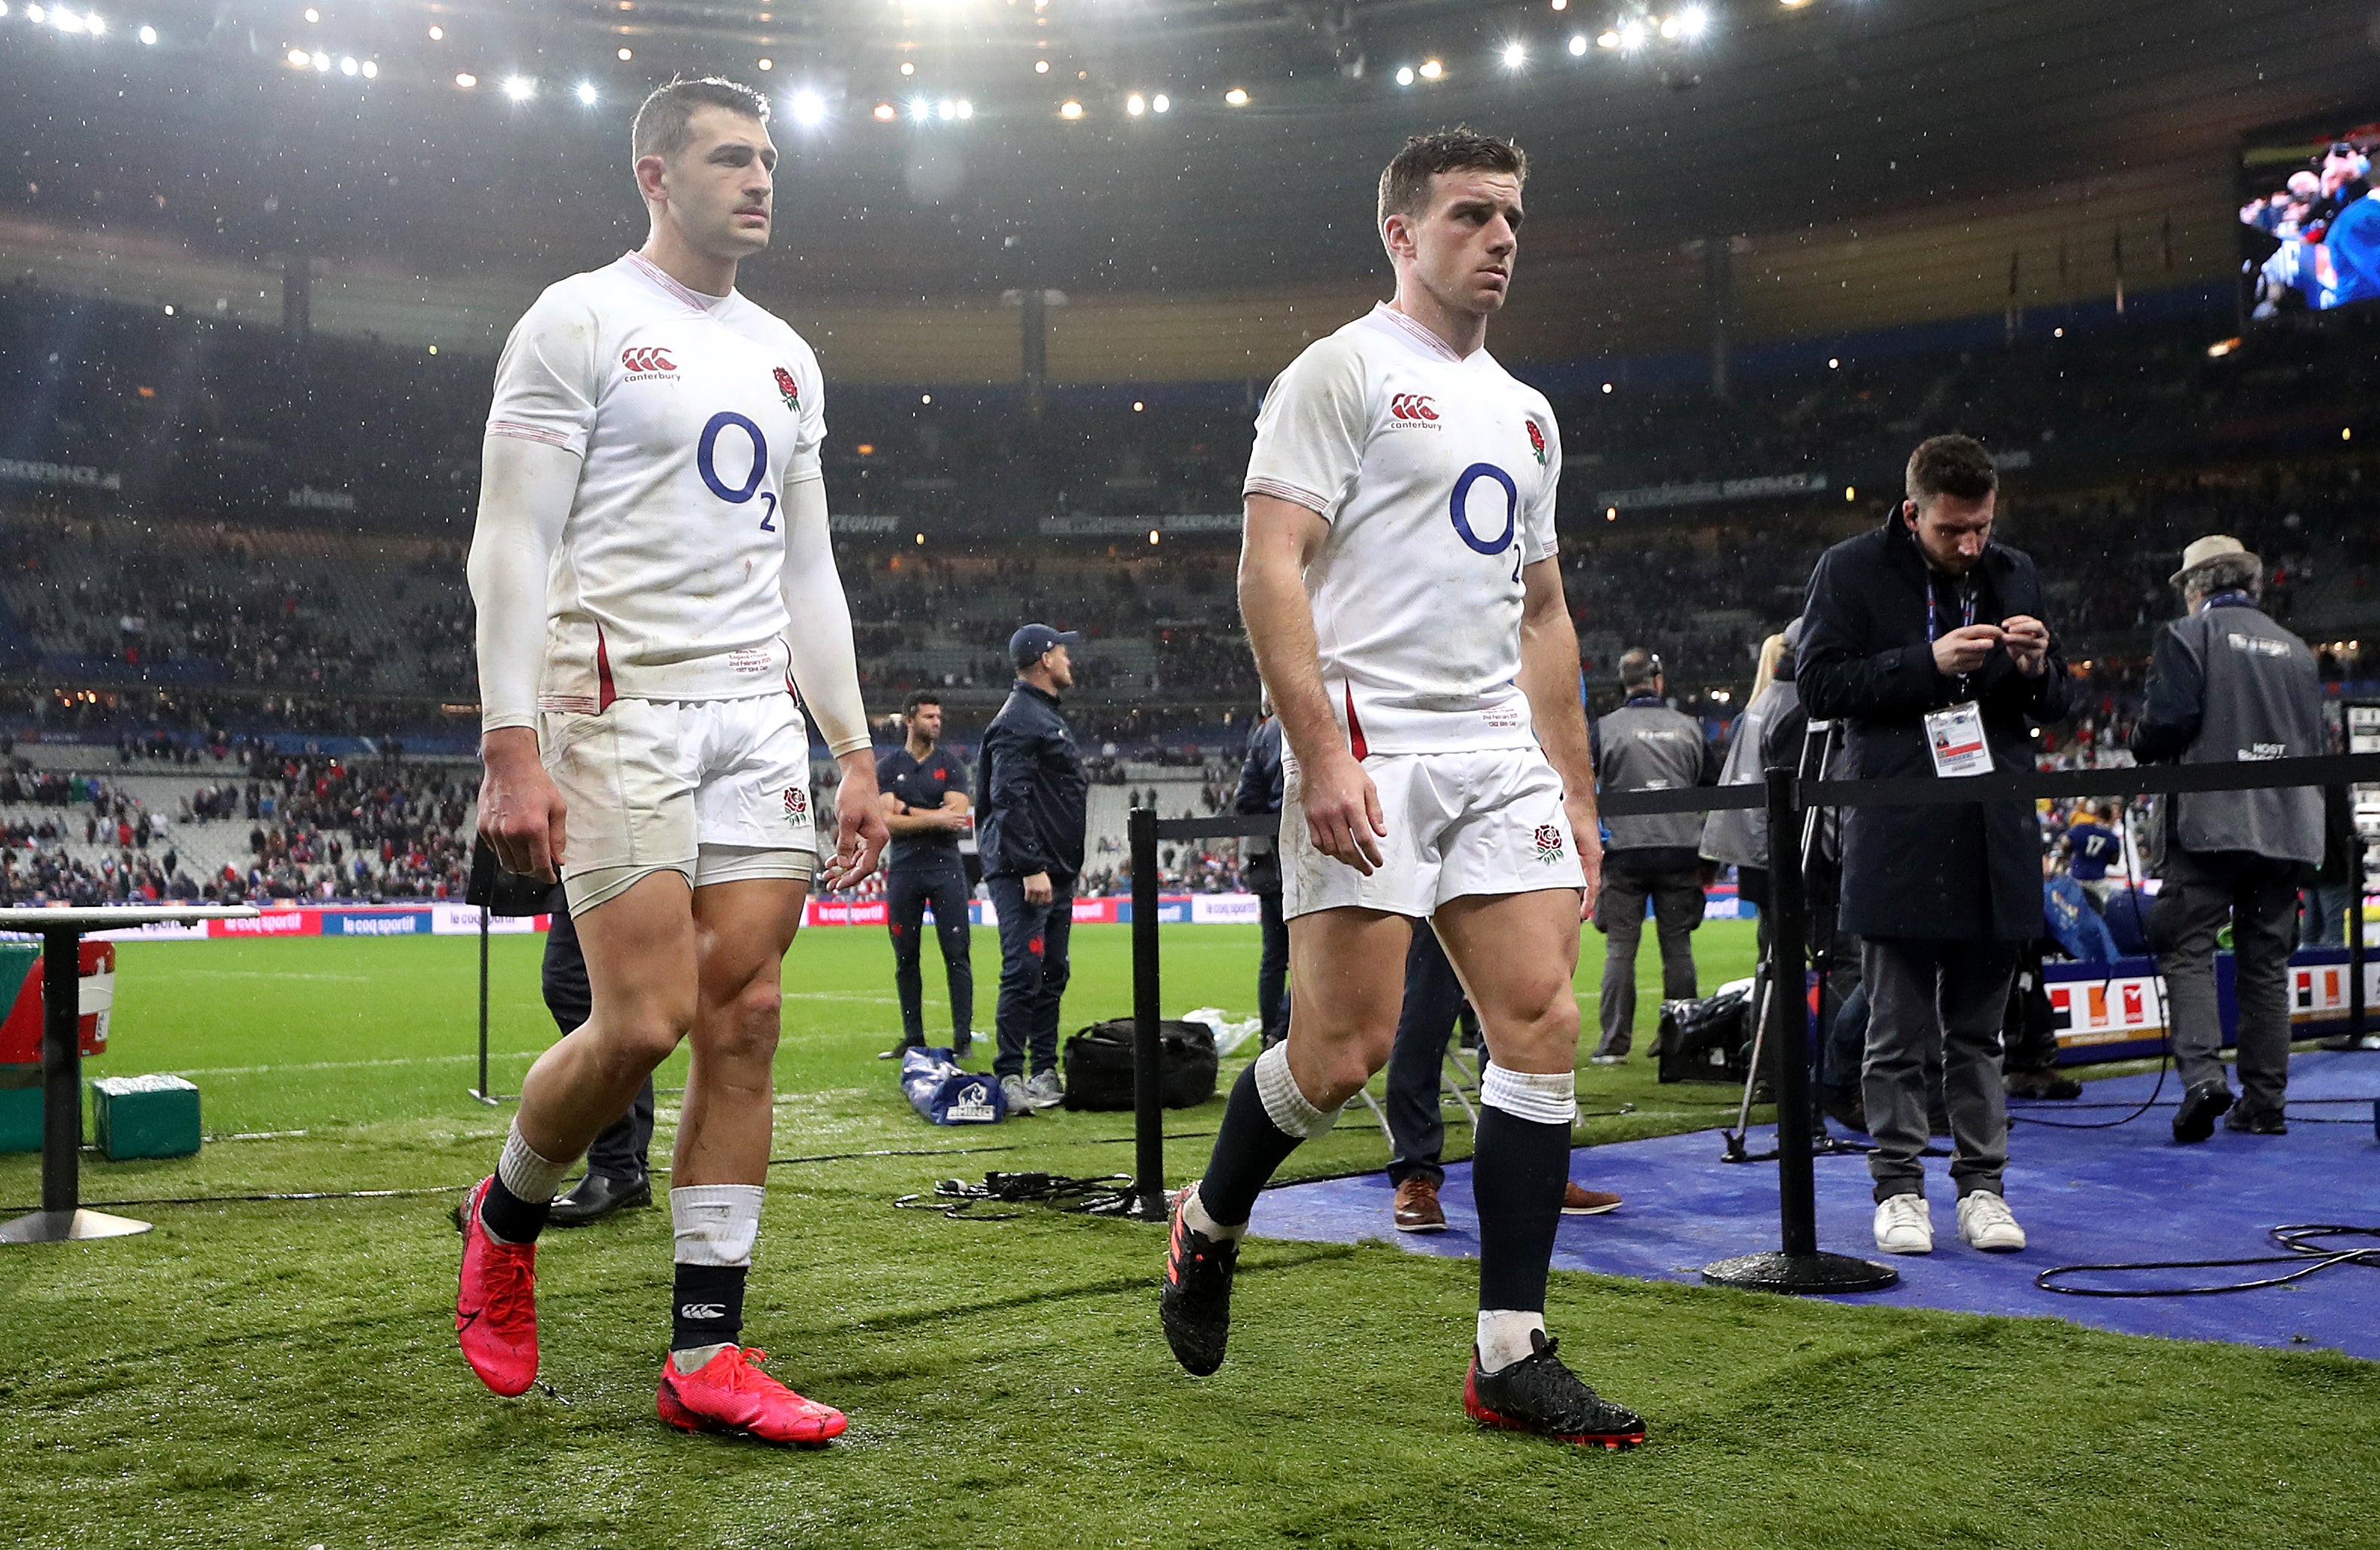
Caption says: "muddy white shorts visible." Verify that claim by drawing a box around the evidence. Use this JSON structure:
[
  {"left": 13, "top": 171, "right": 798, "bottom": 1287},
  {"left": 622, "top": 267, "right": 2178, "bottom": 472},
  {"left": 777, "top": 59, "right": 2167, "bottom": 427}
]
[
  {"left": 1280, "top": 746, "right": 1586, "bottom": 920},
  {"left": 542, "top": 695, "right": 818, "bottom": 916}
]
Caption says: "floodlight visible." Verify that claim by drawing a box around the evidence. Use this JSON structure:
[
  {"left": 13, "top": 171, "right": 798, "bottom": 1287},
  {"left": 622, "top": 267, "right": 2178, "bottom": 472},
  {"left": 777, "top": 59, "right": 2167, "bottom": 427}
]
[
  {"left": 311, "top": 50, "right": 329, "bottom": 71},
  {"left": 504, "top": 75, "right": 535, "bottom": 102},
  {"left": 340, "top": 56, "right": 357, "bottom": 75},
  {"left": 1224, "top": 87, "right": 1248, "bottom": 105},
  {"left": 1150, "top": 93, "right": 1169, "bottom": 112},
  {"left": 1126, "top": 93, "right": 1144, "bottom": 116},
  {"left": 1035, "top": 59, "right": 1049, "bottom": 74},
  {"left": 1501, "top": 42, "right": 1525, "bottom": 69},
  {"left": 25, "top": 5, "right": 43, "bottom": 21},
  {"left": 955, "top": 98, "right": 972, "bottom": 120},
  {"left": 454, "top": 72, "right": 477, "bottom": 88},
  {"left": 360, "top": 59, "right": 376, "bottom": 78},
  {"left": 1568, "top": 34, "right": 1587, "bottom": 55},
  {"left": 1679, "top": 5, "right": 1710, "bottom": 38},
  {"left": 791, "top": 90, "right": 827, "bottom": 126},
  {"left": 1418, "top": 59, "right": 1443, "bottom": 79},
  {"left": 288, "top": 47, "right": 309, "bottom": 66},
  {"left": 899, "top": 60, "right": 915, "bottom": 76},
  {"left": 428, "top": 25, "right": 443, "bottom": 41},
  {"left": 1618, "top": 20, "right": 1646, "bottom": 47},
  {"left": 575, "top": 81, "right": 598, "bottom": 105},
  {"left": 1395, "top": 65, "right": 1415, "bottom": 85},
  {"left": 139, "top": 23, "right": 154, "bottom": 43},
  {"left": 1601, "top": 382, "right": 1613, "bottom": 393},
  {"left": 1598, "top": 29, "right": 1620, "bottom": 47},
  {"left": 84, "top": 11, "right": 102, "bottom": 34},
  {"left": 303, "top": 6, "right": 317, "bottom": 21},
  {"left": 1059, "top": 99, "right": 1083, "bottom": 118},
  {"left": 618, "top": 48, "right": 631, "bottom": 61},
  {"left": 756, "top": 57, "right": 773, "bottom": 72},
  {"left": 872, "top": 101, "right": 896, "bottom": 121}
]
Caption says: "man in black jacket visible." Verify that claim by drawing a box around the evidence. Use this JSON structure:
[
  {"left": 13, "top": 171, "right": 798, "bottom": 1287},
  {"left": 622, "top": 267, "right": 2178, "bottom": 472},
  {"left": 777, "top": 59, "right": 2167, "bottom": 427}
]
[
  {"left": 1233, "top": 704, "right": 1289, "bottom": 1046},
  {"left": 2129, "top": 535, "right": 2324, "bottom": 1140},
  {"left": 1799, "top": 435, "right": 2070, "bottom": 1258},
  {"left": 977, "top": 624, "right": 1089, "bottom": 1113}
]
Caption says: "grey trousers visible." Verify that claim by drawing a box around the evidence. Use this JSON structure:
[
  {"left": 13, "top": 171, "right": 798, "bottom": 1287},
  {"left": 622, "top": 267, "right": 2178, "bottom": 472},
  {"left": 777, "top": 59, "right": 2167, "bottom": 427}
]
[
  {"left": 1594, "top": 862, "right": 1702, "bottom": 1057},
  {"left": 1860, "top": 937, "right": 2019, "bottom": 1202},
  {"left": 2156, "top": 848, "right": 2299, "bottom": 1118}
]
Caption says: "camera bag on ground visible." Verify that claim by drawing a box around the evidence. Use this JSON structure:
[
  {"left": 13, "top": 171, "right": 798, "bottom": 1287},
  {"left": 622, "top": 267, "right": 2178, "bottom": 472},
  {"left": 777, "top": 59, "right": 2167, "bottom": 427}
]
[
  {"left": 1061, "top": 1019, "right": 1219, "bottom": 1111},
  {"left": 1658, "top": 979, "right": 1754, "bottom": 1084},
  {"left": 900, "top": 1046, "right": 1007, "bottom": 1125}
]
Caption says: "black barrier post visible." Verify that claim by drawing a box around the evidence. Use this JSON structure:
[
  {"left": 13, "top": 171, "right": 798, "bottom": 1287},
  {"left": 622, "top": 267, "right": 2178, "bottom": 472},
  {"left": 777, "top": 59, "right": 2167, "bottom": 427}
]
[
  {"left": 1128, "top": 805, "right": 1168, "bottom": 1221},
  {"left": 467, "top": 905, "right": 503, "bottom": 1105},
  {"left": 2351, "top": 791, "right": 2371, "bottom": 1049},
  {"left": 1702, "top": 768, "right": 1898, "bottom": 1294}
]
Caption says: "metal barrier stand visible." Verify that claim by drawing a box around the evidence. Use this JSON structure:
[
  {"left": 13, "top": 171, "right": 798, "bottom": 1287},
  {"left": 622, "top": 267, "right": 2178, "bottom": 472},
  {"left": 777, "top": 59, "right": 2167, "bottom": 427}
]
[
  {"left": 1700, "top": 770, "right": 1898, "bottom": 1293},
  {"left": 1127, "top": 806, "right": 1169, "bottom": 1221}
]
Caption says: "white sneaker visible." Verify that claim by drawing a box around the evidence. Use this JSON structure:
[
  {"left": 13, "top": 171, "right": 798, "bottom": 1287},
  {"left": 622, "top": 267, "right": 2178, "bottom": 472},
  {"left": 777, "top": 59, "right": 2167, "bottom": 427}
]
[
  {"left": 1873, "top": 1193, "right": 1932, "bottom": 1254},
  {"left": 999, "top": 1074, "right": 1037, "bottom": 1115},
  {"left": 1589, "top": 1055, "right": 1626, "bottom": 1066},
  {"left": 1956, "top": 1191, "right": 2027, "bottom": 1253},
  {"left": 1022, "top": 1069, "right": 1065, "bottom": 1110}
]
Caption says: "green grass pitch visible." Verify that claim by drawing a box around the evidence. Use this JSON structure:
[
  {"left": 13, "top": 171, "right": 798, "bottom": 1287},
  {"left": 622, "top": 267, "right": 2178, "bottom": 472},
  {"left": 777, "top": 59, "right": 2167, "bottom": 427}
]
[{"left": 2, "top": 921, "right": 2374, "bottom": 1548}]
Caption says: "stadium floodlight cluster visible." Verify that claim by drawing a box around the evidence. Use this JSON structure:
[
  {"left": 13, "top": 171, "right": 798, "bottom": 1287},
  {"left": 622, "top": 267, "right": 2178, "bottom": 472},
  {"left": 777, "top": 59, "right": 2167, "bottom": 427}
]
[{"left": 9, "top": 0, "right": 1771, "bottom": 127}]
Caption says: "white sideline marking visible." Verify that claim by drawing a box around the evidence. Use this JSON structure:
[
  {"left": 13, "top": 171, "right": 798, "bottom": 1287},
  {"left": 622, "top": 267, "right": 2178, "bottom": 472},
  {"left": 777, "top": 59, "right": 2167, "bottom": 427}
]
[{"left": 167, "top": 1052, "right": 529, "bottom": 1077}]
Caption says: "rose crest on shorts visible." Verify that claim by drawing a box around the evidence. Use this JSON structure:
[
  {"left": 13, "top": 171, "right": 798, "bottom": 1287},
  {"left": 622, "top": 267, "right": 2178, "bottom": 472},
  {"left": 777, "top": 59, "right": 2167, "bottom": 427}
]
[
  {"left": 1531, "top": 822, "right": 1565, "bottom": 863},
  {"left": 784, "top": 784, "right": 809, "bottom": 825}
]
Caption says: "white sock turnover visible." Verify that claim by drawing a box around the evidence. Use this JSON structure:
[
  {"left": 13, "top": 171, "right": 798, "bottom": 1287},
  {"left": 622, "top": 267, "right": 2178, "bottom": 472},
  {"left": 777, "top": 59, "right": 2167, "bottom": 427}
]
[
  {"left": 495, "top": 1122, "right": 575, "bottom": 1207},
  {"left": 1180, "top": 1184, "right": 1248, "bottom": 1244}
]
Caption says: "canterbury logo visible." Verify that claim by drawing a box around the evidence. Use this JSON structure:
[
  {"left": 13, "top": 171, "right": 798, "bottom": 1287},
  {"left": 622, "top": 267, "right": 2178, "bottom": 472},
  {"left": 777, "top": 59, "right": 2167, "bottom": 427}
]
[
  {"left": 679, "top": 1303, "right": 727, "bottom": 1320},
  {"left": 622, "top": 346, "right": 677, "bottom": 374},
  {"left": 1389, "top": 393, "right": 1440, "bottom": 422}
]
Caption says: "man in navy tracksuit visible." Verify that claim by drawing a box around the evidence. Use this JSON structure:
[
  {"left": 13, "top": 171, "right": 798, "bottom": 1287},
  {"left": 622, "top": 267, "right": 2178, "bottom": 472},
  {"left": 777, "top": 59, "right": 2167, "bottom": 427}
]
[
  {"left": 876, "top": 690, "right": 976, "bottom": 1061},
  {"left": 977, "top": 624, "right": 1089, "bottom": 1113}
]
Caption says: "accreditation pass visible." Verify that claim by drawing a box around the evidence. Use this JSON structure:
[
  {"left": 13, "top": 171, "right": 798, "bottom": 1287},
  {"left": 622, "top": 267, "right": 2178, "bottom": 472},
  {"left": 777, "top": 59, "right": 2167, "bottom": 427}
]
[{"left": 1924, "top": 702, "right": 1993, "bottom": 778}]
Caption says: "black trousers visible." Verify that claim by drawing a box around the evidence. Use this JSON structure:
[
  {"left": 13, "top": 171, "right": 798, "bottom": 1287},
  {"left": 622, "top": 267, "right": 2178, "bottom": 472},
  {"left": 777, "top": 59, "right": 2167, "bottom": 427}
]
[
  {"left": 1593, "top": 860, "right": 1703, "bottom": 1057},
  {"left": 541, "top": 893, "right": 655, "bottom": 1182},
  {"left": 886, "top": 863, "right": 974, "bottom": 1046},
  {"left": 988, "top": 872, "right": 1074, "bottom": 1080},
  {"left": 1385, "top": 924, "right": 1482, "bottom": 1188},
  {"left": 2155, "top": 848, "right": 2301, "bottom": 1117},
  {"left": 1256, "top": 888, "right": 1289, "bottom": 1043}
]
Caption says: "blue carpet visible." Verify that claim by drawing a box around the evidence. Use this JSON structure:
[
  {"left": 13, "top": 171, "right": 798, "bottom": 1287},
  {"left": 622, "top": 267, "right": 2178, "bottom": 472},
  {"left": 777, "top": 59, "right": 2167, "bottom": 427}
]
[{"left": 1248, "top": 1050, "right": 2380, "bottom": 1359}]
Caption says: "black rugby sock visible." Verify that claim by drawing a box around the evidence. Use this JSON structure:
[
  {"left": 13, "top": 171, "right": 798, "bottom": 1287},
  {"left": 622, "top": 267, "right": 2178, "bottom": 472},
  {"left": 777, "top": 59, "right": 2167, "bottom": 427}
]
[
  {"left": 1195, "top": 1062, "right": 1305, "bottom": 1229},
  {"left": 478, "top": 1174, "right": 550, "bottom": 1247},
  {"left": 1472, "top": 1105, "right": 1570, "bottom": 1315}
]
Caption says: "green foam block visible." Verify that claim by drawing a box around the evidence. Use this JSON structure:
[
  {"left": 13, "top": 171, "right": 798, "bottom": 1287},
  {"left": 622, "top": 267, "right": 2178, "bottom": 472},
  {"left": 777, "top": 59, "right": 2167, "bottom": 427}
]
[{"left": 90, "top": 1074, "right": 201, "bottom": 1162}]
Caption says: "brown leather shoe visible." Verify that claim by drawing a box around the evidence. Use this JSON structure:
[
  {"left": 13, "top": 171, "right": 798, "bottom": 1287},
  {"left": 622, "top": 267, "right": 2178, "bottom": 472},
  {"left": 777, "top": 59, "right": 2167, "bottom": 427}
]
[
  {"left": 1393, "top": 1177, "right": 1447, "bottom": 1233},
  {"left": 1562, "top": 1183, "right": 1622, "bottom": 1216}
]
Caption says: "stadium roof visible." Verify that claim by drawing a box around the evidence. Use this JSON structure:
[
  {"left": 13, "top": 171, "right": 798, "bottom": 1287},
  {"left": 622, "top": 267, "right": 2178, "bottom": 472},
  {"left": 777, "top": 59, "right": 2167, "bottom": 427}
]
[{"left": 1, "top": 0, "right": 2372, "bottom": 371}]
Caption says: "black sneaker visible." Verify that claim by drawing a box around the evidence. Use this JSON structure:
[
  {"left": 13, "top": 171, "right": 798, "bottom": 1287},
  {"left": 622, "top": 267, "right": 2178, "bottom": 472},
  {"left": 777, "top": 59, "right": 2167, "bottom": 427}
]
[
  {"left": 2005, "top": 1068, "right": 2083, "bottom": 1101},
  {"left": 1464, "top": 1330, "right": 1646, "bottom": 1450},
  {"left": 2223, "top": 1104, "right": 2287, "bottom": 1136},
  {"left": 2172, "top": 1080, "right": 2235, "bottom": 1143},
  {"left": 1159, "top": 1184, "right": 1239, "bottom": 1377}
]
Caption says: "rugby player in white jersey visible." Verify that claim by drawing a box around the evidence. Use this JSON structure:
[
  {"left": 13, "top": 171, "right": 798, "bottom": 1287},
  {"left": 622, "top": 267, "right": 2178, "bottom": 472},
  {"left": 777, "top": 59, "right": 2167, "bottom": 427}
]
[
  {"left": 458, "top": 78, "right": 887, "bottom": 1445},
  {"left": 1160, "top": 129, "right": 1645, "bottom": 1448}
]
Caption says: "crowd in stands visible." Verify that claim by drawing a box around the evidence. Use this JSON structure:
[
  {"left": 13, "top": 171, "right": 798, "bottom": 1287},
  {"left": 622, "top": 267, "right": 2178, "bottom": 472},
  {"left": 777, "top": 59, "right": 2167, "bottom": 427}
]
[{"left": 0, "top": 740, "right": 475, "bottom": 905}]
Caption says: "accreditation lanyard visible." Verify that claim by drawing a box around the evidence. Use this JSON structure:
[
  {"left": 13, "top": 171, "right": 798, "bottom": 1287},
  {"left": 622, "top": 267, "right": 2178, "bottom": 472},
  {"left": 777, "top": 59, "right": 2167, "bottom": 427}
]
[{"left": 1924, "top": 574, "right": 1979, "bottom": 698}]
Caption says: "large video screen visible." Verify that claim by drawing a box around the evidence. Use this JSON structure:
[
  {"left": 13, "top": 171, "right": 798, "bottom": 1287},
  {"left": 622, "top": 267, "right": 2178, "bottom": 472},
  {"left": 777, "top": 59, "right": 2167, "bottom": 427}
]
[{"left": 2239, "top": 115, "right": 2380, "bottom": 318}]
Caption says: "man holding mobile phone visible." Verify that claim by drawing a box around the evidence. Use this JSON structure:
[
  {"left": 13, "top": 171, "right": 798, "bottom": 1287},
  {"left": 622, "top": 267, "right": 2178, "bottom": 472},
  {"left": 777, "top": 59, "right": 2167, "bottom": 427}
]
[{"left": 1796, "top": 435, "right": 2069, "bottom": 1259}]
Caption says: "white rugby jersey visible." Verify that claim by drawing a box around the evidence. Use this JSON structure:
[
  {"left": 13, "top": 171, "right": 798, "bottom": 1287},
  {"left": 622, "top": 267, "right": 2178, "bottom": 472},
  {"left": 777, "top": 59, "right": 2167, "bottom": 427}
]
[
  {"left": 1244, "top": 302, "right": 1562, "bottom": 756},
  {"left": 486, "top": 251, "right": 827, "bottom": 710}
]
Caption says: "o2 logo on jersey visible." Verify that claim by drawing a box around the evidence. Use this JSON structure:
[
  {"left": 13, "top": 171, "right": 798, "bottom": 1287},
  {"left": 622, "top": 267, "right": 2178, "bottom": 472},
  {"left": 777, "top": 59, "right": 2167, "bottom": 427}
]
[
  {"left": 773, "top": 366, "right": 800, "bottom": 411},
  {"left": 699, "top": 410, "right": 779, "bottom": 532},
  {"left": 1525, "top": 419, "right": 1547, "bottom": 467},
  {"left": 1389, "top": 393, "right": 1440, "bottom": 425},
  {"left": 1449, "top": 461, "right": 1522, "bottom": 582},
  {"left": 622, "top": 346, "right": 678, "bottom": 380}
]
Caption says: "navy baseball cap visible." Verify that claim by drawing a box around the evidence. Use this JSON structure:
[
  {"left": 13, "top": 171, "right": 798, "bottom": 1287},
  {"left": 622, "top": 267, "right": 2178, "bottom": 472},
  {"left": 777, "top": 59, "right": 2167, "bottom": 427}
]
[{"left": 1010, "top": 623, "right": 1082, "bottom": 669}]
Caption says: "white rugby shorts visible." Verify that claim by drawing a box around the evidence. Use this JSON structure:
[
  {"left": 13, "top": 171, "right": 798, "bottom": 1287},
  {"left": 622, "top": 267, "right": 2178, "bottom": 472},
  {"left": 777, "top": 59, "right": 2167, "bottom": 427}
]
[
  {"left": 1280, "top": 746, "right": 1586, "bottom": 920},
  {"left": 542, "top": 695, "right": 818, "bottom": 915}
]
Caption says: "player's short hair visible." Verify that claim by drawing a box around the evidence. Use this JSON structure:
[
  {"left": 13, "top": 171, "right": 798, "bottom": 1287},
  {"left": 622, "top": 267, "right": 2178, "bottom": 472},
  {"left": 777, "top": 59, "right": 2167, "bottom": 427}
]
[
  {"left": 632, "top": 78, "right": 770, "bottom": 164},
  {"left": 902, "top": 690, "right": 942, "bottom": 715},
  {"left": 1904, "top": 434, "right": 1999, "bottom": 507},
  {"left": 1377, "top": 126, "right": 1528, "bottom": 230},
  {"left": 1618, "top": 647, "right": 1662, "bottom": 690}
]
